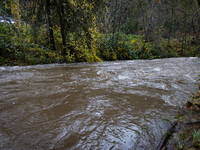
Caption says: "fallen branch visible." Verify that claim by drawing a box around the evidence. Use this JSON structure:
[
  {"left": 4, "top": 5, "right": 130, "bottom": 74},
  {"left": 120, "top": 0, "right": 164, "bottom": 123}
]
[
  {"left": 157, "top": 121, "right": 177, "bottom": 150},
  {"left": 187, "top": 120, "right": 200, "bottom": 124}
]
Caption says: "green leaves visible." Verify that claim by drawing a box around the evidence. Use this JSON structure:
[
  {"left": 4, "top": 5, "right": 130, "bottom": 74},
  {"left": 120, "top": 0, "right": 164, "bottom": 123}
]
[
  {"left": 197, "top": 75, "right": 200, "bottom": 82},
  {"left": 96, "top": 33, "right": 138, "bottom": 61},
  {"left": 193, "top": 129, "right": 200, "bottom": 143}
]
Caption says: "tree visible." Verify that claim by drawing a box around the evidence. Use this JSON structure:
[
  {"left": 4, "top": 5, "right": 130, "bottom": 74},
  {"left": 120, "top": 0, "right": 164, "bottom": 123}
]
[
  {"left": 196, "top": 0, "right": 200, "bottom": 6},
  {"left": 141, "top": 0, "right": 156, "bottom": 55},
  {"left": 46, "top": 0, "right": 56, "bottom": 51},
  {"left": 52, "top": 0, "right": 104, "bottom": 55}
]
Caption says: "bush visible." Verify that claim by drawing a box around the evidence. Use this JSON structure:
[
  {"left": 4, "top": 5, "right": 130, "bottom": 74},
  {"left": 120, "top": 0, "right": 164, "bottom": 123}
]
[{"left": 96, "top": 33, "right": 138, "bottom": 61}]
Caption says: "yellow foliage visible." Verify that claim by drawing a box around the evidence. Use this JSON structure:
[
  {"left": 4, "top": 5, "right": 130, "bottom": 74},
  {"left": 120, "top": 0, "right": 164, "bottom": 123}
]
[{"left": 131, "top": 39, "right": 136, "bottom": 44}]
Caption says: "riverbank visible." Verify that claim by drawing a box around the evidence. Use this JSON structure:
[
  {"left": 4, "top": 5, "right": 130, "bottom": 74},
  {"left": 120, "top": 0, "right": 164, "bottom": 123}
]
[
  {"left": 162, "top": 85, "right": 200, "bottom": 149},
  {"left": 1, "top": 21, "right": 200, "bottom": 66}
]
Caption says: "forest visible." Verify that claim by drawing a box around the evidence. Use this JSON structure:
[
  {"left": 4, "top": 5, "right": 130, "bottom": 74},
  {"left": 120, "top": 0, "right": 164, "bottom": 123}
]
[{"left": 0, "top": 0, "right": 200, "bottom": 65}]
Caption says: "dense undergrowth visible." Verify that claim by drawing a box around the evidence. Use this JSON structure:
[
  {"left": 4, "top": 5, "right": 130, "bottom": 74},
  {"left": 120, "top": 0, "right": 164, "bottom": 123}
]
[{"left": 0, "top": 22, "right": 200, "bottom": 66}]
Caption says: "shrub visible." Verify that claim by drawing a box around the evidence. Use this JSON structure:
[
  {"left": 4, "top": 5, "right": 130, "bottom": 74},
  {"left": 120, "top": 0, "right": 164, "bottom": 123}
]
[{"left": 96, "top": 33, "right": 138, "bottom": 61}]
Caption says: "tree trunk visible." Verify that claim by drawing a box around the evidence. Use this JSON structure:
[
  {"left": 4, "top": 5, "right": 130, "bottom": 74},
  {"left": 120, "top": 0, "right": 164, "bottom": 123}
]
[
  {"left": 57, "top": 0, "right": 67, "bottom": 55},
  {"left": 197, "top": 0, "right": 200, "bottom": 7},
  {"left": 118, "top": 0, "right": 122, "bottom": 32},
  {"left": 32, "top": 21, "right": 38, "bottom": 44},
  {"left": 112, "top": 0, "right": 118, "bottom": 42},
  {"left": 141, "top": 0, "right": 156, "bottom": 55},
  {"left": 46, "top": 0, "right": 56, "bottom": 51}
]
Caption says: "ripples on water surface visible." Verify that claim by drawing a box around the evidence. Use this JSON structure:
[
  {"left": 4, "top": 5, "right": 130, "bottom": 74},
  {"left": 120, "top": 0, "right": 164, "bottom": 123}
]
[{"left": 0, "top": 57, "right": 200, "bottom": 149}]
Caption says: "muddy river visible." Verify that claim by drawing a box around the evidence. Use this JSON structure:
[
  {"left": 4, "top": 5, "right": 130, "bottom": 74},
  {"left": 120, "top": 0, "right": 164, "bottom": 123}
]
[{"left": 0, "top": 57, "right": 200, "bottom": 149}]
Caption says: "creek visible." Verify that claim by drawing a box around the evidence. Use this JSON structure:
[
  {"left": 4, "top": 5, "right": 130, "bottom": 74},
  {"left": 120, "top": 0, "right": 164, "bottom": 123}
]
[{"left": 0, "top": 57, "right": 200, "bottom": 149}]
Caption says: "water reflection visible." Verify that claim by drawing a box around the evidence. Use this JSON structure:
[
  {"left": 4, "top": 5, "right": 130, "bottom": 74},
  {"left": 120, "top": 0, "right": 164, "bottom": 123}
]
[{"left": 0, "top": 57, "right": 200, "bottom": 149}]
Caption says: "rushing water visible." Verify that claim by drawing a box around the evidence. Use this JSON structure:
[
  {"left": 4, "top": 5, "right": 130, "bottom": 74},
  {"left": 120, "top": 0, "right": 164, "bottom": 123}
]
[{"left": 0, "top": 57, "right": 200, "bottom": 150}]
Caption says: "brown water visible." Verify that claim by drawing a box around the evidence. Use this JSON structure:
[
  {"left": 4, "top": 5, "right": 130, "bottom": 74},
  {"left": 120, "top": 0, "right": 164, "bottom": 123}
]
[{"left": 0, "top": 57, "right": 200, "bottom": 150}]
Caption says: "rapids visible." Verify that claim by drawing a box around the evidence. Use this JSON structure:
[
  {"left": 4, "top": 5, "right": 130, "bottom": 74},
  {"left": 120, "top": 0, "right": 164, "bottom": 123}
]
[{"left": 0, "top": 57, "right": 200, "bottom": 149}]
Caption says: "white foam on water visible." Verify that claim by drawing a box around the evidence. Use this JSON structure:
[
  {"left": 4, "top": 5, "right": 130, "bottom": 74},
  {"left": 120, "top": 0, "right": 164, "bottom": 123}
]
[
  {"left": 153, "top": 68, "right": 161, "bottom": 71},
  {"left": 97, "top": 70, "right": 102, "bottom": 75},
  {"left": 0, "top": 67, "right": 6, "bottom": 71},
  {"left": 185, "top": 74, "right": 196, "bottom": 83},
  {"left": 118, "top": 75, "right": 130, "bottom": 80}
]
